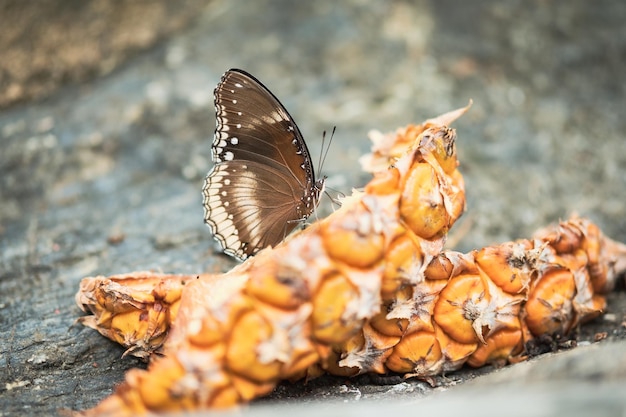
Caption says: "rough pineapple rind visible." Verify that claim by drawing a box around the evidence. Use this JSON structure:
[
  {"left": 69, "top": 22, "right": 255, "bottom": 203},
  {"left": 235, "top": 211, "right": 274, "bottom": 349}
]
[
  {"left": 73, "top": 109, "right": 626, "bottom": 414},
  {"left": 77, "top": 215, "right": 626, "bottom": 417},
  {"left": 75, "top": 272, "right": 197, "bottom": 359},
  {"left": 330, "top": 216, "right": 626, "bottom": 378},
  {"left": 75, "top": 112, "right": 467, "bottom": 361},
  {"left": 75, "top": 119, "right": 466, "bottom": 415}
]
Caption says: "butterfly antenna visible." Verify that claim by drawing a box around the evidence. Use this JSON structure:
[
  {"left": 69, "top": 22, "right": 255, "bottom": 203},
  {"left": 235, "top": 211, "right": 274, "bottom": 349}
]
[
  {"left": 318, "top": 126, "right": 336, "bottom": 176},
  {"left": 316, "top": 127, "right": 343, "bottom": 214}
]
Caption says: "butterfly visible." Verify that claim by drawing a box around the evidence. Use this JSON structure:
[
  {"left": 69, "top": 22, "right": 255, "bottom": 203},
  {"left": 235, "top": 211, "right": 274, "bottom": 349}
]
[{"left": 202, "top": 69, "right": 326, "bottom": 261}]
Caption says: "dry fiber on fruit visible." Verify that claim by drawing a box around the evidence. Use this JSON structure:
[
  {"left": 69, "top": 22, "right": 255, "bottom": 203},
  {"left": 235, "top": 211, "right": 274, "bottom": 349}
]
[{"left": 74, "top": 108, "right": 626, "bottom": 415}]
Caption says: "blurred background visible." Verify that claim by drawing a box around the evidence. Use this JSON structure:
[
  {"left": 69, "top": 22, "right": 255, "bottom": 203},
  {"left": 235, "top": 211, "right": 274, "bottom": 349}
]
[{"left": 1, "top": 1, "right": 625, "bottom": 415}]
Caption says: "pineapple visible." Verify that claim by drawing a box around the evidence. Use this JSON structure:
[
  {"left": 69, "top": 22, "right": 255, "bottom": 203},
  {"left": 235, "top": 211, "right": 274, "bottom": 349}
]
[
  {"left": 326, "top": 216, "right": 626, "bottom": 377},
  {"left": 75, "top": 117, "right": 466, "bottom": 414},
  {"left": 76, "top": 272, "right": 196, "bottom": 359},
  {"left": 74, "top": 108, "right": 626, "bottom": 415}
]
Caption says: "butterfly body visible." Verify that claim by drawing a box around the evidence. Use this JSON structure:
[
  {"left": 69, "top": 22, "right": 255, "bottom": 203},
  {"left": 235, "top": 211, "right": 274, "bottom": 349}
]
[{"left": 203, "top": 69, "right": 325, "bottom": 260}]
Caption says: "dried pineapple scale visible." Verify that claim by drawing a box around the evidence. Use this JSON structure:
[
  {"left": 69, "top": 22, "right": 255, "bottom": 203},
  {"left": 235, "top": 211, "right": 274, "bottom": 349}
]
[
  {"left": 74, "top": 106, "right": 626, "bottom": 414},
  {"left": 75, "top": 114, "right": 467, "bottom": 414},
  {"left": 335, "top": 216, "right": 626, "bottom": 378}
]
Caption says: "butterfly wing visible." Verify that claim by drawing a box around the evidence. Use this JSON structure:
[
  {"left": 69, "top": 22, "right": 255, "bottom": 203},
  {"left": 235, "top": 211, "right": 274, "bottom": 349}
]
[
  {"left": 212, "top": 69, "right": 315, "bottom": 189},
  {"left": 203, "top": 69, "right": 323, "bottom": 260},
  {"left": 203, "top": 160, "right": 303, "bottom": 260}
]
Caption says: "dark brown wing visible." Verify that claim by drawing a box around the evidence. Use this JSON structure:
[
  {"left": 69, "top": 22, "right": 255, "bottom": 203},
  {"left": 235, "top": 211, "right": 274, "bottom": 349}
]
[
  {"left": 203, "top": 69, "right": 324, "bottom": 260},
  {"left": 212, "top": 69, "right": 315, "bottom": 190},
  {"left": 203, "top": 160, "right": 302, "bottom": 260}
]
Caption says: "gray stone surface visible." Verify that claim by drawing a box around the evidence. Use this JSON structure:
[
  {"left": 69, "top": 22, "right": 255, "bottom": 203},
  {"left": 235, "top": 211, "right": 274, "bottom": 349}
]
[
  {"left": 1, "top": 0, "right": 625, "bottom": 416},
  {"left": 0, "top": 0, "right": 210, "bottom": 108}
]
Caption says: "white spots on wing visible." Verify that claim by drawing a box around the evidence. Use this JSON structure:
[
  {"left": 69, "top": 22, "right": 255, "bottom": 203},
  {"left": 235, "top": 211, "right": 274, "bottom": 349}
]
[
  {"left": 260, "top": 115, "right": 275, "bottom": 124},
  {"left": 205, "top": 186, "right": 244, "bottom": 256},
  {"left": 243, "top": 205, "right": 262, "bottom": 234},
  {"left": 276, "top": 107, "right": 290, "bottom": 121},
  {"left": 224, "top": 233, "right": 241, "bottom": 252},
  {"left": 212, "top": 134, "right": 229, "bottom": 161},
  {"left": 207, "top": 181, "right": 222, "bottom": 191},
  {"left": 260, "top": 109, "right": 291, "bottom": 125},
  {"left": 208, "top": 70, "right": 327, "bottom": 261},
  {"left": 202, "top": 160, "right": 267, "bottom": 261}
]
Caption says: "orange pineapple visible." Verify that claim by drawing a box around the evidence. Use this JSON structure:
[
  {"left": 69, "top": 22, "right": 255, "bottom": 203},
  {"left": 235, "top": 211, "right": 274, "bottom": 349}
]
[
  {"left": 75, "top": 106, "right": 469, "bottom": 362},
  {"left": 74, "top": 114, "right": 467, "bottom": 414},
  {"left": 76, "top": 272, "right": 196, "bottom": 359},
  {"left": 73, "top": 108, "right": 626, "bottom": 415},
  {"left": 326, "top": 216, "right": 626, "bottom": 378}
]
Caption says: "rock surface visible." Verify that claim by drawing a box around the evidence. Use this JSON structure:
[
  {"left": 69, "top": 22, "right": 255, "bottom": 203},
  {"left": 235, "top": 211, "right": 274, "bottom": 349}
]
[{"left": 1, "top": 0, "right": 625, "bottom": 416}]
